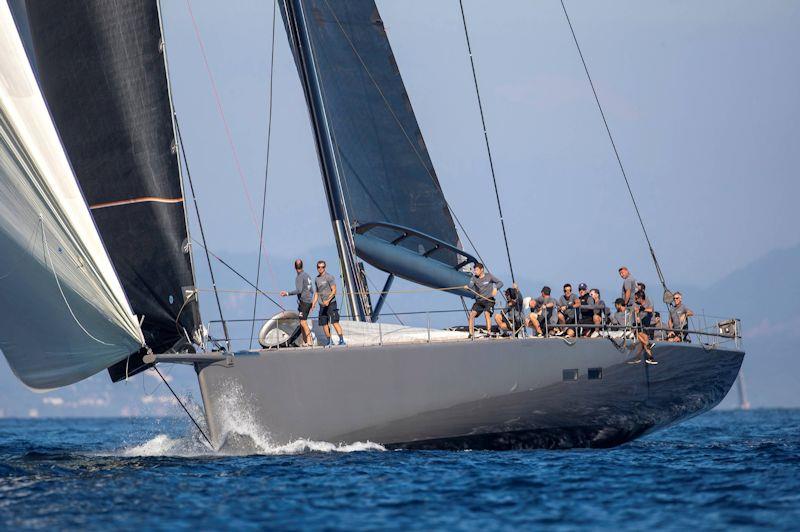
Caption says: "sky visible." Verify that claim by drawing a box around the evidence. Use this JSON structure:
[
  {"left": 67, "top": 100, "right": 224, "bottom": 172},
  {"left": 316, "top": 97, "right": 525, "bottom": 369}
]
[
  {"left": 161, "top": 0, "right": 799, "bottom": 298},
  {"left": 1, "top": 0, "right": 799, "bottom": 416}
]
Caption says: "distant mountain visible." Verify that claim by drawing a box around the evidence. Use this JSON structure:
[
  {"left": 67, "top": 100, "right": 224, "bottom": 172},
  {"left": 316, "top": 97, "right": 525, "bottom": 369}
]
[{"left": 689, "top": 243, "right": 800, "bottom": 409}]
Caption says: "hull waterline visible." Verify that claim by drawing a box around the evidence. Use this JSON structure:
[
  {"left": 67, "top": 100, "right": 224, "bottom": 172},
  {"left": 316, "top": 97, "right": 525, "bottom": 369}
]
[{"left": 196, "top": 338, "right": 744, "bottom": 450}]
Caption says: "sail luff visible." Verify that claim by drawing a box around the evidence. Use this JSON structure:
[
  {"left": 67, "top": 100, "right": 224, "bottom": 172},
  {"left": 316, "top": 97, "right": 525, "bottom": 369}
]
[
  {"left": 282, "top": 0, "right": 370, "bottom": 320},
  {"left": 280, "top": 0, "right": 468, "bottom": 296},
  {"left": 0, "top": 1, "right": 143, "bottom": 389},
  {"left": 23, "top": 0, "right": 202, "bottom": 359}
]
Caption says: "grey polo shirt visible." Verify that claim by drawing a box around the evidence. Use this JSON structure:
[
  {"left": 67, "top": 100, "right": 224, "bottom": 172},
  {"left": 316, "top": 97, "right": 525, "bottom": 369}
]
[
  {"left": 621, "top": 275, "right": 638, "bottom": 306},
  {"left": 559, "top": 293, "right": 578, "bottom": 319},
  {"left": 315, "top": 272, "right": 336, "bottom": 303},
  {"left": 287, "top": 271, "right": 314, "bottom": 303},
  {"left": 610, "top": 309, "right": 633, "bottom": 327},
  {"left": 670, "top": 303, "right": 692, "bottom": 329},
  {"left": 468, "top": 273, "right": 503, "bottom": 299}
]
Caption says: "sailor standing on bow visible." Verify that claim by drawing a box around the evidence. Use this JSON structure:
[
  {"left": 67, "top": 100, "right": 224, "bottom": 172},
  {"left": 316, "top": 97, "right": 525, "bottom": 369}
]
[
  {"left": 312, "top": 260, "right": 346, "bottom": 347},
  {"left": 465, "top": 263, "right": 503, "bottom": 339},
  {"left": 279, "top": 259, "right": 314, "bottom": 346}
]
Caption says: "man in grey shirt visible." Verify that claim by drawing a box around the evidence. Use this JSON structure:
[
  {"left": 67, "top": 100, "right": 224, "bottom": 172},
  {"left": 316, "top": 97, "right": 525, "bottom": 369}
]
[
  {"left": 619, "top": 266, "right": 638, "bottom": 308},
  {"left": 465, "top": 262, "right": 503, "bottom": 338},
  {"left": 527, "top": 286, "right": 556, "bottom": 337},
  {"left": 581, "top": 288, "right": 607, "bottom": 338},
  {"left": 557, "top": 283, "right": 579, "bottom": 337},
  {"left": 280, "top": 259, "right": 314, "bottom": 346},
  {"left": 668, "top": 292, "right": 694, "bottom": 342},
  {"left": 312, "top": 260, "right": 345, "bottom": 346}
]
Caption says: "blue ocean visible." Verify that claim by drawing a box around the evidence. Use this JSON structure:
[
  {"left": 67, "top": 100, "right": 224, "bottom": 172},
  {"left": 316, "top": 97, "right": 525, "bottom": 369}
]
[{"left": 1, "top": 409, "right": 798, "bottom": 530}]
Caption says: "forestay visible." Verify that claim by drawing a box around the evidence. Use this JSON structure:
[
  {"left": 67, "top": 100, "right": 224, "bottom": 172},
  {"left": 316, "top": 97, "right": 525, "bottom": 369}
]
[{"left": 0, "top": 2, "right": 143, "bottom": 390}]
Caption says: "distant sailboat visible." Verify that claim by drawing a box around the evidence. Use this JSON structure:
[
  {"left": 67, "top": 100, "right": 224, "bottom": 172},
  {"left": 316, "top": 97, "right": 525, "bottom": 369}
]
[{"left": 1, "top": 0, "right": 745, "bottom": 449}]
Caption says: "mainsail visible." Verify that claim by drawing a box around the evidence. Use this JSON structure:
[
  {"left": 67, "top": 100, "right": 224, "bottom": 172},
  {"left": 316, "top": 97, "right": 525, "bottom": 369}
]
[
  {"left": 281, "top": 0, "right": 471, "bottom": 297},
  {"left": 0, "top": 2, "right": 143, "bottom": 390},
  {"left": 23, "top": 1, "right": 202, "bottom": 359}
]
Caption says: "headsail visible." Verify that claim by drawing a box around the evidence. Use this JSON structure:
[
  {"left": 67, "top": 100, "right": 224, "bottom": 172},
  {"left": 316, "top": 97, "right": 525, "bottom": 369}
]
[
  {"left": 23, "top": 0, "right": 202, "bottom": 359},
  {"left": 281, "top": 0, "right": 470, "bottom": 295},
  {"left": 0, "top": 1, "right": 143, "bottom": 390}
]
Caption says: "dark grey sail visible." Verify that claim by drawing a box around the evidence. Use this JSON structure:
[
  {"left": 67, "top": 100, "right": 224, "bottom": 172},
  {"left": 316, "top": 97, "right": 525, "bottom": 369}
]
[
  {"left": 280, "top": 0, "right": 472, "bottom": 297},
  {"left": 24, "top": 0, "right": 200, "bottom": 371}
]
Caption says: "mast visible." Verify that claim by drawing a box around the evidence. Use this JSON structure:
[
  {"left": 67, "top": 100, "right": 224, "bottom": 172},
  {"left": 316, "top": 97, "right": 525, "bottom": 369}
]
[{"left": 282, "top": 0, "right": 368, "bottom": 321}]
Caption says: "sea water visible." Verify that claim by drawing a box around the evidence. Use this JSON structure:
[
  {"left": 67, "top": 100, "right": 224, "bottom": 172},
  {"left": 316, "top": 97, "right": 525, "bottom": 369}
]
[{"left": 0, "top": 409, "right": 798, "bottom": 530}]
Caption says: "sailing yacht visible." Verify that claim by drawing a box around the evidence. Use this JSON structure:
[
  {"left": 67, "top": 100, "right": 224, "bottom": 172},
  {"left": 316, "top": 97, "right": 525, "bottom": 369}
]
[{"left": 0, "top": 0, "right": 744, "bottom": 449}]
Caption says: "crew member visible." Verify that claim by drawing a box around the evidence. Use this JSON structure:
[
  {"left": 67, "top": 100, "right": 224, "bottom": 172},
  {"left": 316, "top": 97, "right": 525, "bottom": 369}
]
[
  {"left": 494, "top": 285, "right": 523, "bottom": 337},
  {"left": 619, "top": 266, "right": 638, "bottom": 308},
  {"left": 576, "top": 283, "right": 593, "bottom": 336},
  {"left": 580, "top": 288, "right": 606, "bottom": 338},
  {"left": 527, "top": 286, "right": 556, "bottom": 337},
  {"left": 312, "top": 260, "right": 345, "bottom": 346},
  {"left": 279, "top": 259, "right": 314, "bottom": 346},
  {"left": 557, "top": 283, "right": 579, "bottom": 337},
  {"left": 465, "top": 263, "right": 503, "bottom": 338},
  {"left": 668, "top": 292, "right": 694, "bottom": 342},
  {"left": 631, "top": 290, "right": 657, "bottom": 364}
]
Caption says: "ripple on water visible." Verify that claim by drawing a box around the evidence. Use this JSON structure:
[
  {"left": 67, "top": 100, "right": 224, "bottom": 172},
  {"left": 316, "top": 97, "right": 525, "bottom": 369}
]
[{"left": 0, "top": 410, "right": 798, "bottom": 530}]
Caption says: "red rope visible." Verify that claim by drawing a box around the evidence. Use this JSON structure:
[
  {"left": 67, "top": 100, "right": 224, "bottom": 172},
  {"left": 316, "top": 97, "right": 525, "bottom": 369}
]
[{"left": 184, "top": 0, "right": 276, "bottom": 285}]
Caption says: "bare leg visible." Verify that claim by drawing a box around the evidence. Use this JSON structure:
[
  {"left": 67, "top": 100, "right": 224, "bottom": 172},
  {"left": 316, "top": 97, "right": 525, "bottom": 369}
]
[
  {"left": 322, "top": 323, "right": 331, "bottom": 343},
  {"left": 484, "top": 312, "right": 492, "bottom": 336},
  {"left": 494, "top": 313, "right": 507, "bottom": 331},
  {"left": 332, "top": 322, "right": 344, "bottom": 338},
  {"left": 638, "top": 332, "right": 653, "bottom": 357},
  {"left": 468, "top": 311, "right": 477, "bottom": 337},
  {"left": 299, "top": 319, "right": 311, "bottom": 345}
]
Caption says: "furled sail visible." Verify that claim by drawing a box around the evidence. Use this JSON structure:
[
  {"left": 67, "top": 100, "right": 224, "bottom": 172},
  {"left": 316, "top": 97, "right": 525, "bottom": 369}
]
[
  {"left": 0, "top": 2, "right": 143, "bottom": 390},
  {"left": 23, "top": 0, "right": 202, "bottom": 360},
  {"left": 281, "top": 0, "right": 471, "bottom": 292}
]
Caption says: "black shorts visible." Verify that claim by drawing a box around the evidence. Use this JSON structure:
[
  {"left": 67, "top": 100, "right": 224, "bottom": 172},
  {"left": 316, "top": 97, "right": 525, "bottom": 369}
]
[
  {"left": 297, "top": 301, "right": 312, "bottom": 319},
  {"left": 471, "top": 298, "right": 494, "bottom": 316},
  {"left": 640, "top": 313, "right": 653, "bottom": 339},
  {"left": 319, "top": 299, "right": 340, "bottom": 326}
]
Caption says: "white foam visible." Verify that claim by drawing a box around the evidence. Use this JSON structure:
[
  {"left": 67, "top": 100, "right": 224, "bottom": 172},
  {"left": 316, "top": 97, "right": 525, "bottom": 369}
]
[
  {"left": 120, "top": 433, "right": 384, "bottom": 457},
  {"left": 119, "top": 382, "right": 385, "bottom": 457}
]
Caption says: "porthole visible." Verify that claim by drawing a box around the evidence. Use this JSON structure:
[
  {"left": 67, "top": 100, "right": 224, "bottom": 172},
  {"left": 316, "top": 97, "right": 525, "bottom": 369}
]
[{"left": 562, "top": 369, "right": 579, "bottom": 381}]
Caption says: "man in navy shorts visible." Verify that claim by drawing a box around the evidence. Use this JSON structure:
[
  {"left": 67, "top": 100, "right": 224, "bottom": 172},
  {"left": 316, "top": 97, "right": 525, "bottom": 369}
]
[{"left": 312, "top": 260, "right": 345, "bottom": 346}]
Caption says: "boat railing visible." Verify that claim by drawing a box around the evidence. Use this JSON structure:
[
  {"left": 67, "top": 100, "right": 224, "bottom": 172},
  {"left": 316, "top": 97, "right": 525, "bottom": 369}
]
[{"left": 207, "top": 309, "right": 742, "bottom": 351}]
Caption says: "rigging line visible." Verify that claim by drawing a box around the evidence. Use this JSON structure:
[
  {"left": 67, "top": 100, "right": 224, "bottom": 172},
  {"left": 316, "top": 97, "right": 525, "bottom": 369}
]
[
  {"left": 184, "top": 0, "right": 277, "bottom": 286},
  {"left": 190, "top": 236, "right": 285, "bottom": 311},
  {"left": 250, "top": 0, "right": 279, "bottom": 350},
  {"left": 559, "top": 0, "right": 668, "bottom": 291},
  {"left": 364, "top": 273, "right": 406, "bottom": 326},
  {"left": 154, "top": 365, "right": 213, "bottom": 448},
  {"left": 174, "top": 118, "right": 231, "bottom": 351},
  {"left": 40, "top": 219, "right": 114, "bottom": 346},
  {"left": 458, "top": 0, "right": 516, "bottom": 284},
  {"left": 319, "top": 0, "right": 485, "bottom": 266}
]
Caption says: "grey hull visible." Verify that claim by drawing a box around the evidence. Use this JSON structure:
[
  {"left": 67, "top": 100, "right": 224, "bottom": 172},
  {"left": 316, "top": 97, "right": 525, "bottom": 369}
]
[{"left": 196, "top": 338, "right": 743, "bottom": 450}]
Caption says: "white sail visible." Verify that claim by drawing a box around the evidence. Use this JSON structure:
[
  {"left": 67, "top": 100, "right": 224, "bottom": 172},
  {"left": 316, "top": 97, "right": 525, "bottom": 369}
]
[{"left": 0, "top": 2, "right": 144, "bottom": 390}]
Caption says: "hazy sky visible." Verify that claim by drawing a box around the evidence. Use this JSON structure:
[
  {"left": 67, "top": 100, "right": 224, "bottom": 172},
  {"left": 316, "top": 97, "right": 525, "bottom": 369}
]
[{"left": 162, "top": 0, "right": 799, "bottom": 303}]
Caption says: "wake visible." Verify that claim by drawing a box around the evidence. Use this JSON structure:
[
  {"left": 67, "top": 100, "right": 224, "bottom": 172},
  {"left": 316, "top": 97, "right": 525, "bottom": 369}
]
[{"left": 119, "top": 380, "right": 384, "bottom": 457}]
